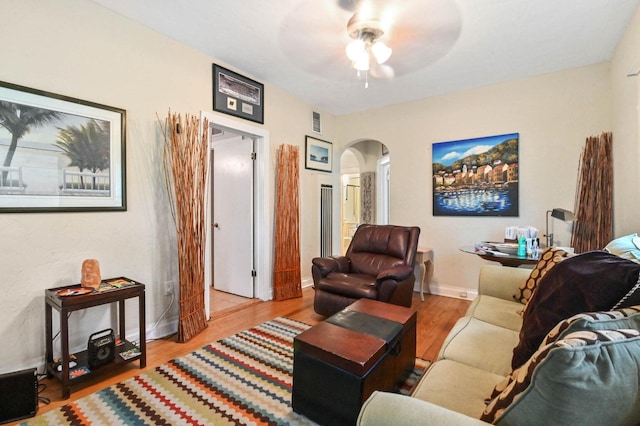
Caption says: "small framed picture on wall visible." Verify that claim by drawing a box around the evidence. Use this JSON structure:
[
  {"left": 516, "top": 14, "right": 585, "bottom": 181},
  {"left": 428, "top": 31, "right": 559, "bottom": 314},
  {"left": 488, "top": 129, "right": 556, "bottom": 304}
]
[{"left": 305, "top": 135, "right": 332, "bottom": 172}]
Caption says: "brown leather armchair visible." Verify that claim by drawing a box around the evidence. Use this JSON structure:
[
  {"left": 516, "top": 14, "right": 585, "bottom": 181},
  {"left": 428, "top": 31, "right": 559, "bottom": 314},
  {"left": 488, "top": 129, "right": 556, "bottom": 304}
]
[{"left": 311, "top": 224, "right": 421, "bottom": 316}]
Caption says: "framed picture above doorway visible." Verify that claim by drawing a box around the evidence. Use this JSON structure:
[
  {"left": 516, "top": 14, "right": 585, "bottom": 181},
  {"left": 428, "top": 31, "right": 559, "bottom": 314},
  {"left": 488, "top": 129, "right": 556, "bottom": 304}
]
[{"left": 212, "top": 64, "right": 264, "bottom": 124}]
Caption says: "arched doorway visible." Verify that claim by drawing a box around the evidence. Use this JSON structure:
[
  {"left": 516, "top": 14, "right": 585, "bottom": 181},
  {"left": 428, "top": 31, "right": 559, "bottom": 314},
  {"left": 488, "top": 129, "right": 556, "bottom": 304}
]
[{"left": 339, "top": 140, "right": 389, "bottom": 254}]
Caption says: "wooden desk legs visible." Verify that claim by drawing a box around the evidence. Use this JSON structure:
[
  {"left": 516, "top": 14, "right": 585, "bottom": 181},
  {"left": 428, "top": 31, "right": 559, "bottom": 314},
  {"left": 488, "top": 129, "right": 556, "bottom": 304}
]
[
  {"left": 60, "top": 308, "right": 71, "bottom": 399},
  {"left": 138, "top": 291, "right": 147, "bottom": 368}
]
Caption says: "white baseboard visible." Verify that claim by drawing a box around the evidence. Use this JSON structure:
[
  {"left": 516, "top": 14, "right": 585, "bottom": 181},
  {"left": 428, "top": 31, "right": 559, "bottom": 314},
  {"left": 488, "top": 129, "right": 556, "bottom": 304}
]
[
  {"left": 417, "top": 283, "right": 477, "bottom": 301},
  {"left": 301, "top": 276, "right": 314, "bottom": 289},
  {"left": 146, "top": 320, "right": 178, "bottom": 341}
]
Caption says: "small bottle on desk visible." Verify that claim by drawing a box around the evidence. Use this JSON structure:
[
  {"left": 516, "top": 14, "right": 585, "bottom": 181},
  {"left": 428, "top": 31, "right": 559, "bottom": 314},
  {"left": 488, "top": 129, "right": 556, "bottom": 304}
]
[{"left": 517, "top": 235, "right": 526, "bottom": 257}]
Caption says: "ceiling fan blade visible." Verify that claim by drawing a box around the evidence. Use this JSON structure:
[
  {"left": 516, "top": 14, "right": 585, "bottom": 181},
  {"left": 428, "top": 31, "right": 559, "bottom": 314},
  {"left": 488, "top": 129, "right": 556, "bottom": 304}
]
[
  {"left": 279, "top": 0, "right": 461, "bottom": 81},
  {"left": 370, "top": 62, "right": 395, "bottom": 79}
]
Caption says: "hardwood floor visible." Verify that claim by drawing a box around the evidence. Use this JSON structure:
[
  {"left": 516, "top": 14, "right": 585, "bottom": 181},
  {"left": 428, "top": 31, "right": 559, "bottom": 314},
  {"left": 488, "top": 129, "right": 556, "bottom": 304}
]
[{"left": 25, "top": 288, "right": 470, "bottom": 422}]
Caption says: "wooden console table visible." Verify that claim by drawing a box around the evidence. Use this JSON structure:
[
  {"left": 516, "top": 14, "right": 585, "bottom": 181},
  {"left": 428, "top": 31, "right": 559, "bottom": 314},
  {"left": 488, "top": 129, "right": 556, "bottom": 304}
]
[{"left": 45, "top": 278, "right": 146, "bottom": 398}]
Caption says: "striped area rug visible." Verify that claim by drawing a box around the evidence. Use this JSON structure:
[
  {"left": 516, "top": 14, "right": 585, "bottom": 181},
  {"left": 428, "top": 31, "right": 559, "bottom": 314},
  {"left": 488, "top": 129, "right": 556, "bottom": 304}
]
[{"left": 25, "top": 317, "right": 430, "bottom": 425}]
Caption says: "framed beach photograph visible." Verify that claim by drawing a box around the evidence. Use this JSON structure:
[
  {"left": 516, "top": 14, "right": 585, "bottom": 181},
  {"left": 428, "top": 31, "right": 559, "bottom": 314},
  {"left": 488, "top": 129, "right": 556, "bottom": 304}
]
[
  {"left": 305, "top": 135, "right": 332, "bottom": 172},
  {"left": 0, "top": 81, "right": 126, "bottom": 212},
  {"left": 432, "top": 133, "right": 519, "bottom": 217},
  {"left": 212, "top": 64, "right": 264, "bottom": 124}
]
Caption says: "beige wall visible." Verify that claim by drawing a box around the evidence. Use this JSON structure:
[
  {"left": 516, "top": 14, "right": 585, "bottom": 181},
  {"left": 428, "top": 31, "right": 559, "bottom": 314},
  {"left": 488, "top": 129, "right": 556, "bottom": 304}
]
[
  {"left": 0, "top": 0, "right": 335, "bottom": 371},
  {"left": 0, "top": 0, "right": 637, "bottom": 373},
  {"left": 611, "top": 5, "right": 640, "bottom": 236},
  {"left": 336, "top": 63, "right": 613, "bottom": 297}
]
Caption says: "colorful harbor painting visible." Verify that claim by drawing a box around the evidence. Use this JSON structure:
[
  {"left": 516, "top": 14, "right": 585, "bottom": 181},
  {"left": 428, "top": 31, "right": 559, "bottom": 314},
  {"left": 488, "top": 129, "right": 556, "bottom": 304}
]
[{"left": 432, "top": 133, "right": 519, "bottom": 217}]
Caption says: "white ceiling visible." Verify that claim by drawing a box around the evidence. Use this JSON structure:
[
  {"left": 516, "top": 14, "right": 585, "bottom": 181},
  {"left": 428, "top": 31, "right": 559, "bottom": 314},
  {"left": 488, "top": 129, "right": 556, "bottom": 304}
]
[{"left": 91, "top": 0, "right": 639, "bottom": 115}]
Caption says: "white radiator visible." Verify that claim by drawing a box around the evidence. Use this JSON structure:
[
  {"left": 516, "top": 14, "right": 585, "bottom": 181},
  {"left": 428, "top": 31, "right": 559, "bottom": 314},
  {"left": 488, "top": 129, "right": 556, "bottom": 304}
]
[{"left": 320, "top": 184, "right": 333, "bottom": 257}]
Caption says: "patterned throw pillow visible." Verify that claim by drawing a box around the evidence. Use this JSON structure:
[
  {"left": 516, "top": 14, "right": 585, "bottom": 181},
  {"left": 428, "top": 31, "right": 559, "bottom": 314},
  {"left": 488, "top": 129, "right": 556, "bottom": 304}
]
[
  {"left": 481, "top": 329, "right": 640, "bottom": 424},
  {"left": 512, "top": 247, "right": 572, "bottom": 305},
  {"left": 511, "top": 251, "right": 640, "bottom": 369},
  {"left": 605, "top": 233, "right": 640, "bottom": 263},
  {"left": 540, "top": 305, "right": 640, "bottom": 347}
]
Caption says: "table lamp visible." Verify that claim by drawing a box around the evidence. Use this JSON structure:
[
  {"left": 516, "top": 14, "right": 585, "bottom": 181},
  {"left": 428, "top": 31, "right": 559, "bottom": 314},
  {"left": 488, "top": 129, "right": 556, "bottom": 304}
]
[{"left": 545, "top": 208, "right": 576, "bottom": 247}]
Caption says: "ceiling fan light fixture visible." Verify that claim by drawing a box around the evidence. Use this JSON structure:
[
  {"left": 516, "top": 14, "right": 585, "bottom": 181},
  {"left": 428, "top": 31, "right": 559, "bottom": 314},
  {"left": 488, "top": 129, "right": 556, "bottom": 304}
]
[
  {"left": 353, "top": 52, "right": 370, "bottom": 71},
  {"left": 345, "top": 12, "right": 392, "bottom": 86},
  {"left": 346, "top": 39, "right": 365, "bottom": 61},
  {"left": 371, "top": 41, "right": 392, "bottom": 64}
]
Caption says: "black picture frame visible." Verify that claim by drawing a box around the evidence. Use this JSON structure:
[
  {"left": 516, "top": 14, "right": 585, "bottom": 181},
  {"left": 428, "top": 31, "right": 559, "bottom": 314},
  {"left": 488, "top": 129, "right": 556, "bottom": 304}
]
[
  {"left": 305, "top": 135, "right": 333, "bottom": 172},
  {"left": 212, "top": 64, "right": 264, "bottom": 124},
  {"left": 0, "top": 81, "right": 126, "bottom": 213}
]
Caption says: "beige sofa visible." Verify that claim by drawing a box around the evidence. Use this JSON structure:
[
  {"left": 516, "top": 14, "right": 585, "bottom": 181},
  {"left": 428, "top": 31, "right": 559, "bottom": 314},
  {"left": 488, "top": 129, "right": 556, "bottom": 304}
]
[{"left": 357, "top": 261, "right": 640, "bottom": 425}]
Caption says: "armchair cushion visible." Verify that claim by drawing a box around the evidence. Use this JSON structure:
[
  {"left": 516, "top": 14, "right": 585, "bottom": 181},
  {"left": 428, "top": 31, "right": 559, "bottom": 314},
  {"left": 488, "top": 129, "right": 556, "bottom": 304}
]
[
  {"left": 315, "top": 273, "right": 378, "bottom": 300},
  {"left": 376, "top": 265, "right": 414, "bottom": 283}
]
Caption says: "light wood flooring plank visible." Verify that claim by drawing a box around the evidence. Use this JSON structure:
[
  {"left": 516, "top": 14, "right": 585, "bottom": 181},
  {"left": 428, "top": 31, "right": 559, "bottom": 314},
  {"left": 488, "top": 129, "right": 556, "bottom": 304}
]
[{"left": 21, "top": 288, "right": 470, "bottom": 423}]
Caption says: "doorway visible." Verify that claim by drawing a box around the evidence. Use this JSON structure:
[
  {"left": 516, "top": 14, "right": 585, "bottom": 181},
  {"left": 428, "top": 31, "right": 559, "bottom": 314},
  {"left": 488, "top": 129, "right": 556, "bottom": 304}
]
[
  {"left": 339, "top": 141, "right": 390, "bottom": 254},
  {"left": 211, "top": 129, "right": 254, "bottom": 298},
  {"left": 201, "top": 111, "right": 272, "bottom": 319}
]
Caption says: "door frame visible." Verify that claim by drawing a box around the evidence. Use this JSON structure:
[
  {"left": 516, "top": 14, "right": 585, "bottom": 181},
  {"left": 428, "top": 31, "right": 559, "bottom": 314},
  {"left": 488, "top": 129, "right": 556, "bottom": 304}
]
[{"left": 201, "top": 111, "right": 272, "bottom": 319}]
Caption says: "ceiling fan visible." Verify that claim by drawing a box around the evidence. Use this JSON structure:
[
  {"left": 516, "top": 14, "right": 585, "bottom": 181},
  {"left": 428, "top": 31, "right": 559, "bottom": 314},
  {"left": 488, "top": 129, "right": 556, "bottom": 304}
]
[{"left": 279, "top": 0, "right": 462, "bottom": 87}]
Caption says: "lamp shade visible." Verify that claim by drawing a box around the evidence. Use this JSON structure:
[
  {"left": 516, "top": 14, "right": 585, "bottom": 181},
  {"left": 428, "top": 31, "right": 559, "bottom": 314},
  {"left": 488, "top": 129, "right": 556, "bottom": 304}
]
[
  {"left": 371, "top": 41, "right": 392, "bottom": 64},
  {"left": 551, "top": 208, "right": 576, "bottom": 221},
  {"left": 346, "top": 39, "right": 365, "bottom": 61},
  {"left": 353, "top": 52, "right": 370, "bottom": 71}
]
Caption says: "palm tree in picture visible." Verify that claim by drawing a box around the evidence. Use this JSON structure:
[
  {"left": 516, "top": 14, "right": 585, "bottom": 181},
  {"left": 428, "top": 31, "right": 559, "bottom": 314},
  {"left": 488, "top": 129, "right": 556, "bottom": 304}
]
[
  {"left": 0, "top": 101, "right": 62, "bottom": 185},
  {"left": 55, "top": 119, "right": 110, "bottom": 189}
]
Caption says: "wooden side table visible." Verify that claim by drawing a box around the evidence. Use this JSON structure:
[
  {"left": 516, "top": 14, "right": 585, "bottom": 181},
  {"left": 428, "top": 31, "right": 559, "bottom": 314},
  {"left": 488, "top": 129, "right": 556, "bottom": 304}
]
[
  {"left": 415, "top": 247, "right": 434, "bottom": 301},
  {"left": 45, "top": 278, "right": 146, "bottom": 399}
]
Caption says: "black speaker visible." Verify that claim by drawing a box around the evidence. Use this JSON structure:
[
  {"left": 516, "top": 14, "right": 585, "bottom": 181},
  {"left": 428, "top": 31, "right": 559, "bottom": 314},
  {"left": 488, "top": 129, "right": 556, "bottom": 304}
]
[
  {"left": 0, "top": 368, "right": 37, "bottom": 424},
  {"left": 87, "top": 328, "right": 116, "bottom": 369}
]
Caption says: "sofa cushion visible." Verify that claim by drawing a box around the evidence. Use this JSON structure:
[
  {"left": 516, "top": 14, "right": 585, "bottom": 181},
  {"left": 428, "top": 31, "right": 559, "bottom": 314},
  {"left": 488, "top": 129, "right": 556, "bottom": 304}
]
[
  {"left": 465, "top": 295, "right": 523, "bottom": 331},
  {"left": 512, "top": 247, "right": 572, "bottom": 305},
  {"left": 605, "top": 233, "right": 640, "bottom": 263},
  {"left": 412, "top": 359, "right": 505, "bottom": 419},
  {"left": 439, "top": 317, "right": 519, "bottom": 376},
  {"left": 540, "top": 304, "right": 640, "bottom": 347},
  {"left": 482, "top": 329, "right": 640, "bottom": 425},
  {"left": 511, "top": 250, "right": 640, "bottom": 369},
  {"left": 358, "top": 391, "right": 490, "bottom": 426}
]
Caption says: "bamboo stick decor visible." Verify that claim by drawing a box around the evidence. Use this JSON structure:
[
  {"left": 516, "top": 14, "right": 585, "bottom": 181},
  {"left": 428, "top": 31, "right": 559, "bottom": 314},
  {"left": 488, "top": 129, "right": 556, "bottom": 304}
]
[
  {"left": 571, "top": 132, "right": 613, "bottom": 253},
  {"left": 162, "top": 111, "right": 209, "bottom": 342},
  {"left": 273, "top": 144, "right": 302, "bottom": 301}
]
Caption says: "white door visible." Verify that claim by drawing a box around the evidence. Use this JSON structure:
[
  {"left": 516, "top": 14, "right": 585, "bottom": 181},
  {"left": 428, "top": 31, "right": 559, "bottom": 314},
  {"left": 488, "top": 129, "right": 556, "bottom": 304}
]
[{"left": 212, "top": 133, "right": 254, "bottom": 297}]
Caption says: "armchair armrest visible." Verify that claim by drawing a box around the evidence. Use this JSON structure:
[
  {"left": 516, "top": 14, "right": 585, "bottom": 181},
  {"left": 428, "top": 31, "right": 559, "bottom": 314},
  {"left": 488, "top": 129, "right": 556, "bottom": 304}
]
[
  {"left": 312, "top": 256, "right": 350, "bottom": 277},
  {"left": 376, "top": 265, "right": 414, "bottom": 283}
]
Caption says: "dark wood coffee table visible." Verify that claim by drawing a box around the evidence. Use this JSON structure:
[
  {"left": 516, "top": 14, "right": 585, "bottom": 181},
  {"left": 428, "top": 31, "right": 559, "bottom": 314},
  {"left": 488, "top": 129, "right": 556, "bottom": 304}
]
[{"left": 292, "top": 299, "right": 416, "bottom": 425}]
